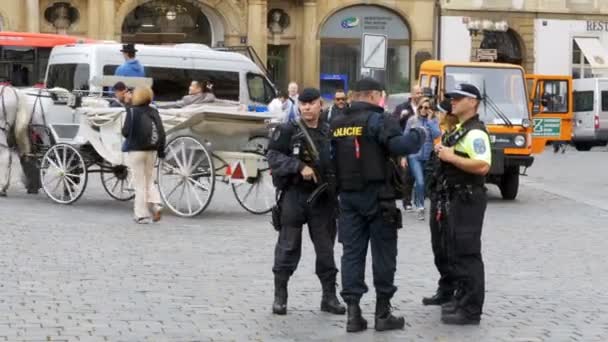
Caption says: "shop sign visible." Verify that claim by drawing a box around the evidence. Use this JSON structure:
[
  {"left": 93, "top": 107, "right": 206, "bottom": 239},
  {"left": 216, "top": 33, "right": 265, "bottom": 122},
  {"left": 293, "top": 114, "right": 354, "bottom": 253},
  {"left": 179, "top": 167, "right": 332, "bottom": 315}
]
[{"left": 586, "top": 21, "right": 608, "bottom": 32}]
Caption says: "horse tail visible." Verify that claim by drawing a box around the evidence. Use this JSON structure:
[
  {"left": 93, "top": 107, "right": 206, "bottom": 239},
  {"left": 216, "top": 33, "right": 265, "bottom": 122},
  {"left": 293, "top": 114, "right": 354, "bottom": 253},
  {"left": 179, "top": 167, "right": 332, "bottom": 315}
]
[{"left": 14, "top": 88, "right": 32, "bottom": 156}]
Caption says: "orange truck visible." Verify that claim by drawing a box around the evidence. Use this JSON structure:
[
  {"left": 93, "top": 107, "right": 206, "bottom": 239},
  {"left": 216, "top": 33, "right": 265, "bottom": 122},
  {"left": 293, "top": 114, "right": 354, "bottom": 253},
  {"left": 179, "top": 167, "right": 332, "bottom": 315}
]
[{"left": 418, "top": 60, "right": 572, "bottom": 200}]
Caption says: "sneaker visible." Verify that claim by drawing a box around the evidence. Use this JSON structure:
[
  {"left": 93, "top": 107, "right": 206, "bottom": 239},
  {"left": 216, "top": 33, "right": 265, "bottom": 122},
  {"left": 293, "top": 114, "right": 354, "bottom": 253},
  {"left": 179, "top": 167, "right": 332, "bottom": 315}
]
[
  {"left": 416, "top": 208, "right": 425, "bottom": 221},
  {"left": 405, "top": 205, "right": 415, "bottom": 212}
]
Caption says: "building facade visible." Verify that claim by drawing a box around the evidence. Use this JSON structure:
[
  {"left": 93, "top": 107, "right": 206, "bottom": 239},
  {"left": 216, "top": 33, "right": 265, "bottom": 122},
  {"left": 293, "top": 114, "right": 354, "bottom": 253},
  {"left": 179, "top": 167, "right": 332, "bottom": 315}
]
[
  {"left": 440, "top": 0, "right": 608, "bottom": 78},
  {"left": 0, "top": 0, "right": 438, "bottom": 94}
]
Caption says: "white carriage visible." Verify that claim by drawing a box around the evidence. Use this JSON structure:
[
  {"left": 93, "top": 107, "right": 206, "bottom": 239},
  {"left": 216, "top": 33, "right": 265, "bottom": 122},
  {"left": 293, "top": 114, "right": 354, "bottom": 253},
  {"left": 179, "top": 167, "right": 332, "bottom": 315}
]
[{"left": 37, "top": 78, "right": 276, "bottom": 217}]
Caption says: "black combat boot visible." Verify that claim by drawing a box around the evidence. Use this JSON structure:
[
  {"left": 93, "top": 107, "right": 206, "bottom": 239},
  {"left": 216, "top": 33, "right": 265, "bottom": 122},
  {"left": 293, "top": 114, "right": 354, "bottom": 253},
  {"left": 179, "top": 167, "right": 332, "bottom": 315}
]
[
  {"left": 346, "top": 301, "right": 367, "bottom": 333},
  {"left": 272, "top": 275, "right": 288, "bottom": 315},
  {"left": 422, "top": 289, "right": 453, "bottom": 306},
  {"left": 374, "top": 297, "right": 405, "bottom": 331},
  {"left": 441, "top": 308, "right": 481, "bottom": 325},
  {"left": 441, "top": 299, "right": 458, "bottom": 315},
  {"left": 320, "top": 282, "right": 346, "bottom": 315}
]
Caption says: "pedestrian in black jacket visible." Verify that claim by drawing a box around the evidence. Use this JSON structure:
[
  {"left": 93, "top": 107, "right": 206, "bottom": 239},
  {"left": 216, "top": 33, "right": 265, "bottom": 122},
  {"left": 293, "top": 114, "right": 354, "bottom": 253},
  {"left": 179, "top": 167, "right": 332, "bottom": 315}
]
[{"left": 122, "top": 87, "right": 166, "bottom": 224}]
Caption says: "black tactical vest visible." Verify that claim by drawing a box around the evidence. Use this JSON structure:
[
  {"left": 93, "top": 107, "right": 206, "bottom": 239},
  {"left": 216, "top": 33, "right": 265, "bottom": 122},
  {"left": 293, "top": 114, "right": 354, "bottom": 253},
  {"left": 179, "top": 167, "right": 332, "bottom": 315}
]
[
  {"left": 331, "top": 110, "right": 386, "bottom": 191},
  {"left": 441, "top": 115, "right": 488, "bottom": 187}
]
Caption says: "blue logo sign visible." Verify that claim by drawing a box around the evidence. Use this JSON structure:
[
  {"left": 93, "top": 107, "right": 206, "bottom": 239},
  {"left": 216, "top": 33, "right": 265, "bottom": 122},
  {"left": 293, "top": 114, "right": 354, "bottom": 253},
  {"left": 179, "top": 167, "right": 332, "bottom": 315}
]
[{"left": 341, "top": 17, "right": 360, "bottom": 29}]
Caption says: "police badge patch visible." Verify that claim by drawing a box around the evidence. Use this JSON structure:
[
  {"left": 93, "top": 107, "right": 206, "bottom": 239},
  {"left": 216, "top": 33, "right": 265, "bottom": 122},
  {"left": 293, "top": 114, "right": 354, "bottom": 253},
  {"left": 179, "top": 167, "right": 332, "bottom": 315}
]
[{"left": 473, "top": 138, "right": 487, "bottom": 154}]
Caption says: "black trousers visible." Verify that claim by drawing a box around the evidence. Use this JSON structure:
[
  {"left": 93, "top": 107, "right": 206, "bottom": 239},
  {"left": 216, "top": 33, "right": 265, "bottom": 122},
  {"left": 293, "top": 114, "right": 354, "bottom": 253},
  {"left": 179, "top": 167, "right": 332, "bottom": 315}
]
[
  {"left": 429, "top": 197, "right": 456, "bottom": 294},
  {"left": 272, "top": 187, "right": 338, "bottom": 284},
  {"left": 338, "top": 186, "right": 398, "bottom": 303},
  {"left": 447, "top": 188, "right": 487, "bottom": 317},
  {"left": 401, "top": 167, "right": 414, "bottom": 207}
]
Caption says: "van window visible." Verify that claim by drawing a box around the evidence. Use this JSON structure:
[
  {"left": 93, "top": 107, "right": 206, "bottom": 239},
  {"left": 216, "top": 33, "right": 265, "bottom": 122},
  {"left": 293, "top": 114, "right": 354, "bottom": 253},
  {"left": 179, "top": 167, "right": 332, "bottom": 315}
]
[
  {"left": 46, "top": 63, "right": 90, "bottom": 91},
  {"left": 102, "top": 65, "right": 240, "bottom": 102},
  {"left": 573, "top": 91, "right": 594, "bottom": 112},
  {"left": 247, "top": 73, "right": 275, "bottom": 104},
  {"left": 601, "top": 91, "right": 608, "bottom": 111}
]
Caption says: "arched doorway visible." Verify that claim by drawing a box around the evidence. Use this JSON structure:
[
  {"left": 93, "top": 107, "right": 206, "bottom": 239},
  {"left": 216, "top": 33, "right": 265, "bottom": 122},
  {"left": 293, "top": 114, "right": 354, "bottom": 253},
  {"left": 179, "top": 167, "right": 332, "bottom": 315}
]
[
  {"left": 480, "top": 29, "right": 524, "bottom": 65},
  {"left": 319, "top": 5, "right": 411, "bottom": 95},
  {"left": 121, "top": 0, "right": 214, "bottom": 45}
]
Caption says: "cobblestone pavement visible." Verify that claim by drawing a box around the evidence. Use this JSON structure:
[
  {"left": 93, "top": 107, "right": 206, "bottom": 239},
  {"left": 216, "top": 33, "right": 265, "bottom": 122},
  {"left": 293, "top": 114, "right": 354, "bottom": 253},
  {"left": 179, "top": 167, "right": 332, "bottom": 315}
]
[{"left": 0, "top": 147, "right": 606, "bottom": 341}]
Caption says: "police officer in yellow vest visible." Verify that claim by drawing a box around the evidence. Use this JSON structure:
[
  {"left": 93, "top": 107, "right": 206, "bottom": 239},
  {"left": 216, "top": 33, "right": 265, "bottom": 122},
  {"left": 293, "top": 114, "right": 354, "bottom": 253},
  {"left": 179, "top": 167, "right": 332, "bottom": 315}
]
[
  {"left": 434, "top": 83, "right": 491, "bottom": 325},
  {"left": 331, "top": 78, "right": 425, "bottom": 332}
]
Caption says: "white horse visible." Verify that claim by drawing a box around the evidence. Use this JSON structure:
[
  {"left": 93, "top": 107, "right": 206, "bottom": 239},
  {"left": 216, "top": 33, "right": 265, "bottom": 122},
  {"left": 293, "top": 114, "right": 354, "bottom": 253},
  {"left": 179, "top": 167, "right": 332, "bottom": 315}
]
[{"left": 0, "top": 85, "right": 54, "bottom": 196}]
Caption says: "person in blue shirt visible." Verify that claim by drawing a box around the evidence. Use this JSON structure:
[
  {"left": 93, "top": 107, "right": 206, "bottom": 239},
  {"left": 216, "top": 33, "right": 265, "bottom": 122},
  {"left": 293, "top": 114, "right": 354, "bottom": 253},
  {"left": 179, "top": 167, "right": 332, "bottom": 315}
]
[
  {"left": 115, "top": 44, "right": 145, "bottom": 77},
  {"left": 403, "top": 97, "right": 441, "bottom": 220}
]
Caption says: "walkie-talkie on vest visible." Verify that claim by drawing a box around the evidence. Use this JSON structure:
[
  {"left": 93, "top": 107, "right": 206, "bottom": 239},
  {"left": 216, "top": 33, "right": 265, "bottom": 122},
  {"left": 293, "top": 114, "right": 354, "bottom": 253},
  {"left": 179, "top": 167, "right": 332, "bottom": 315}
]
[{"left": 355, "top": 137, "right": 360, "bottom": 159}]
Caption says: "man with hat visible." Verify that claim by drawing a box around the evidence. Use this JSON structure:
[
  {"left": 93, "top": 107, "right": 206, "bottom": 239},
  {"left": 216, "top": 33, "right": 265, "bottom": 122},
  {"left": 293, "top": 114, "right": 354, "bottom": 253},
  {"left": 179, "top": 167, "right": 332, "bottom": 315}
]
[
  {"left": 422, "top": 98, "right": 458, "bottom": 308},
  {"left": 331, "top": 77, "right": 425, "bottom": 332},
  {"left": 115, "top": 44, "right": 145, "bottom": 77},
  {"left": 434, "top": 83, "right": 491, "bottom": 325},
  {"left": 267, "top": 87, "right": 345, "bottom": 317}
]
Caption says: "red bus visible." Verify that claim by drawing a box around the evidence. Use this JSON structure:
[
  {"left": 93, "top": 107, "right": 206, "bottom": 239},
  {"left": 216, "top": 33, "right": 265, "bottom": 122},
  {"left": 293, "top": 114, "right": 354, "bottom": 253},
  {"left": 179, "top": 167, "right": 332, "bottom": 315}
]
[{"left": 0, "top": 32, "right": 94, "bottom": 87}]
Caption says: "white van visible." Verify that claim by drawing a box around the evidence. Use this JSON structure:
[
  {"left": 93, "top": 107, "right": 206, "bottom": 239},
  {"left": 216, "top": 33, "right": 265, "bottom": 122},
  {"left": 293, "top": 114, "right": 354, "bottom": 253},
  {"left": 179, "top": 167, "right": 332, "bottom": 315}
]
[
  {"left": 43, "top": 43, "right": 276, "bottom": 140},
  {"left": 572, "top": 78, "right": 608, "bottom": 151}
]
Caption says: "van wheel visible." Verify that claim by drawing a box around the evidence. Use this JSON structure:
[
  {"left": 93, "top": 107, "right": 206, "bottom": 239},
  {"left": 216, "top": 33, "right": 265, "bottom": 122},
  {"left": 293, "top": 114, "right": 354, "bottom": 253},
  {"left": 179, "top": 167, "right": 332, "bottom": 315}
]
[
  {"left": 499, "top": 167, "right": 519, "bottom": 200},
  {"left": 574, "top": 142, "right": 592, "bottom": 151}
]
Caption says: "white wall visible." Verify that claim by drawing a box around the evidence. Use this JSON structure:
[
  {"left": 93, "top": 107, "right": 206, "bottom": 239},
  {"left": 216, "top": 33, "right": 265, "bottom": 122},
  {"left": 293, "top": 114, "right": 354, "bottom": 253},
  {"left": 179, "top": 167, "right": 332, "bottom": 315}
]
[
  {"left": 440, "top": 16, "right": 471, "bottom": 62},
  {"left": 534, "top": 19, "right": 608, "bottom": 75}
]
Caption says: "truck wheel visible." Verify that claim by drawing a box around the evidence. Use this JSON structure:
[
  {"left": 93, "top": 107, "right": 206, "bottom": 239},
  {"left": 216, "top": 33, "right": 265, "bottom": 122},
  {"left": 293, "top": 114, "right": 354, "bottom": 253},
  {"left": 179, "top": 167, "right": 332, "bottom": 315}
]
[
  {"left": 574, "top": 142, "right": 592, "bottom": 151},
  {"left": 499, "top": 167, "right": 519, "bottom": 200}
]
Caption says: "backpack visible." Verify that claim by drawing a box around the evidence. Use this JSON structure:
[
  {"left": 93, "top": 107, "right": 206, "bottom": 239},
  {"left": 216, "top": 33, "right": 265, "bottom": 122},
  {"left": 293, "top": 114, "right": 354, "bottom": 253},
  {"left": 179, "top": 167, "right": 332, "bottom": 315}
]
[{"left": 139, "top": 108, "right": 160, "bottom": 149}]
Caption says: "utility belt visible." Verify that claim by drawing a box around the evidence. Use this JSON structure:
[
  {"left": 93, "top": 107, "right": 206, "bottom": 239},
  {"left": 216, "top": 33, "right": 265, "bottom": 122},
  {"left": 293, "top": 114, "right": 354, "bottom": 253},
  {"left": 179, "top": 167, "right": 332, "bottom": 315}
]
[{"left": 437, "top": 183, "right": 486, "bottom": 201}]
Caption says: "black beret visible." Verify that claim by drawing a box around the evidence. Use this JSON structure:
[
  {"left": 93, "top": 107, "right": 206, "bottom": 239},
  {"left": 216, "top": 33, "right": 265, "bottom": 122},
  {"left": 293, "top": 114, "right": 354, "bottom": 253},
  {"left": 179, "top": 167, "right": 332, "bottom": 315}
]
[
  {"left": 299, "top": 88, "right": 321, "bottom": 103},
  {"left": 354, "top": 77, "right": 384, "bottom": 92}
]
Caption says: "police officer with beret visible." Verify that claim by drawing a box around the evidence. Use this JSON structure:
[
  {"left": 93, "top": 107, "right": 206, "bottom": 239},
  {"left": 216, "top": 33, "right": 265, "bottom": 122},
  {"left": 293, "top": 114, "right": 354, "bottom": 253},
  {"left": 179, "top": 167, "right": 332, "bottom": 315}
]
[
  {"left": 423, "top": 98, "right": 458, "bottom": 307},
  {"left": 267, "top": 87, "right": 345, "bottom": 316},
  {"left": 434, "top": 83, "right": 491, "bottom": 325},
  {"left": 331, "top": 77, "right": 425, "bottom": 332}
]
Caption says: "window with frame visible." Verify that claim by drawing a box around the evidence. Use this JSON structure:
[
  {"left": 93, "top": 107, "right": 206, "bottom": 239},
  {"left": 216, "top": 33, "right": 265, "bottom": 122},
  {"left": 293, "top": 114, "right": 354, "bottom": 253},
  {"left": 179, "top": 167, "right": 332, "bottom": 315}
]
[
  {"left": 540, "top": 80, "right": 569, "bottom": 113},
  {"left": 573, "top": 91, "right": 593, "bottom": 112},
  {"left": 572, "top": 40, "right": 594, "bottom": 79},
  {"left": 601, "top": 91, "right": 608, "bottom": 111},
  {"left": 247, "top": 73, "right": 275, "bottom": 104},
  {"left": 102, "top": 65, "right": 240, "bottom": 102}
]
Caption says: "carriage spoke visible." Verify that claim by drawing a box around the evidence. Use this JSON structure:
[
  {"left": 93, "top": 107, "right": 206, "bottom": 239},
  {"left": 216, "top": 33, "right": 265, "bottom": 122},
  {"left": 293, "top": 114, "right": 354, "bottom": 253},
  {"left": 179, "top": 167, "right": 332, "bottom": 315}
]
[
  {"left": 180, "top": 141, "right": 188, "bottom": 173},
  {"left": 111, "top": 178, "right": 120, "bottom": 193},
  {"left": 63, "top": 179, "right": 74, "bottom": 199},
  {"left": 64, "top": 176, "right": 79, "bottom": 189},
  {"left": 166, "top": 144, "right": 185, "bottom": 171},
  {"left": 187, "top": 177, "right": 209, "bottom": 192},
  {"left": 53, "top": 148, "right": 64, "bottom": 169},
  {"left": 240, "top": 183, "right": 256, "bottom": 203},
  {"left": 45, "top": 157, "right": 62, "bottom": 172},
  {"left": 49, "top": 175, "right": 63, "bottom": 194},
  {"left": 166, "top": 178, "right": 185, "bottom": 200},
  {"left": 184, "top": 182, "right": 194, "bottom": 214},
  {"left": 190, "top": 183, "right": 204, "bottom": 209}
]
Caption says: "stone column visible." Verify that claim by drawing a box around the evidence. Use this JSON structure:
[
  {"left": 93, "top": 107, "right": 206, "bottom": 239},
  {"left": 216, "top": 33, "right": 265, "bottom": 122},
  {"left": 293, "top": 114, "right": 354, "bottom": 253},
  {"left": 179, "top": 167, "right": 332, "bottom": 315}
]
[
  {"left": 26, "top": 0, "right": 40, "bottom": 33},
  {"left": 88, "top": 0, "right": 100, "bottom": 38},
  {"left": 247, "top": 0, "right": 268, "bottom": 67},
  {"left": 100, "top": 0, "right": 116, "bottom": 40},
  {"left": 301, "top": 0, "right": 319, "bottom": 88}
]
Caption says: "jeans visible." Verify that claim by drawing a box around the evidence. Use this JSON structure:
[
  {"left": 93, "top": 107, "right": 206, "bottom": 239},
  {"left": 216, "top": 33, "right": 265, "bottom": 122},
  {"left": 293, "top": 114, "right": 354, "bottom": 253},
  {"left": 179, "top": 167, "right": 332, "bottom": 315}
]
[{"left": 408, "top": 157, "right": 426, "bottom": 209}]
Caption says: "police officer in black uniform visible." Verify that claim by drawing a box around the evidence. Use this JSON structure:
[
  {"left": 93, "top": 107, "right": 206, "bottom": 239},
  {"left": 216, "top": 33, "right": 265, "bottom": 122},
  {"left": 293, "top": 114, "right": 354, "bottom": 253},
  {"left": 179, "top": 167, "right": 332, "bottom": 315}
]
[
  {"left": 423, "top": 99, "right": 457, "bottom": 306},
  {"left": 267, "top": 88, "right": 345, "bottom": 316},
  {"left": 434, "top": 84, "right": 491, "bottom": 325},
  {"left": 331, "top": 78, "right": 425, "bottom": 332}
]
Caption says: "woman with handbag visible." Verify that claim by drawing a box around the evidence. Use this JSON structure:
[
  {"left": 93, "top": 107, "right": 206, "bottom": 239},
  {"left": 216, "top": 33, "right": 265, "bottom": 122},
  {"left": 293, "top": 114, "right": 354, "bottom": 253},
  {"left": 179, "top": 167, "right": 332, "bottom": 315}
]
[{"left": 122, "top": 87, "right": 166, "bottom": 224}]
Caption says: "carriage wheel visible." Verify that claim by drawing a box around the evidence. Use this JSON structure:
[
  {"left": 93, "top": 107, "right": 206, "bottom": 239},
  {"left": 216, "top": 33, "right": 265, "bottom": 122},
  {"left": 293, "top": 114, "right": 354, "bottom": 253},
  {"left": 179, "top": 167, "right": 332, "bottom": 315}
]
[
  {"left": 231, "top": 151, "right": 275, "bottom": 215},
  {"left": 101, "top": 165, "right": 134, "bottom": 201},
  {"left": 40, "top": 143, "right": 88, "bottom": 205},
  {"left": 158, "top": 136, "right": 215, "bottom": 217}
]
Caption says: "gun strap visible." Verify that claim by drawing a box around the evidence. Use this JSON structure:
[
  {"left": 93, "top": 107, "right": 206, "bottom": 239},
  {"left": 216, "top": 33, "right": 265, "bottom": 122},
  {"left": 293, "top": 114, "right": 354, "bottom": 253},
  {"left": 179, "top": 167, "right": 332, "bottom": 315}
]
[{"left": 295, "top": 117, "right": 319, "bottom": 162}]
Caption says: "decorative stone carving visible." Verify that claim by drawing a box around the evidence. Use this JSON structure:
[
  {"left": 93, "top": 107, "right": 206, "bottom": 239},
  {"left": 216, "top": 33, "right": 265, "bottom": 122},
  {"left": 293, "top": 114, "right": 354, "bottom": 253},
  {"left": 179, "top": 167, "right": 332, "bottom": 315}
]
[
  {"left": 44, "top": 1, "right": 79, "bottom": 33},
  {"left": 267, "top": 8, "right": 289, "bottom": 34}
]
